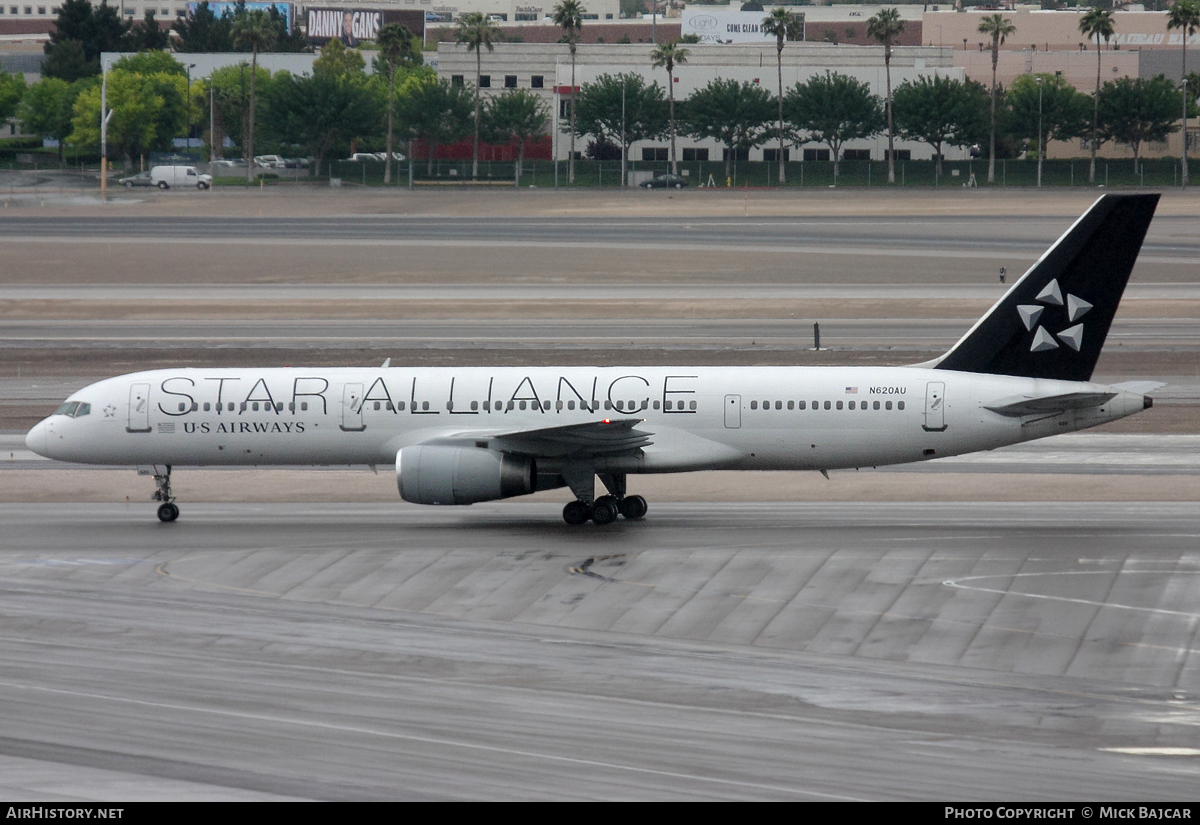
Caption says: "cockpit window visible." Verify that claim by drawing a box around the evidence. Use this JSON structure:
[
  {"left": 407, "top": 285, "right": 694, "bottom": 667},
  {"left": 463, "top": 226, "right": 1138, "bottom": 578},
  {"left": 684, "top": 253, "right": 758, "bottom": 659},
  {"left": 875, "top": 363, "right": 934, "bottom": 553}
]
[{"left": 52, "top": 401, "right": 90, "bottom": 418}]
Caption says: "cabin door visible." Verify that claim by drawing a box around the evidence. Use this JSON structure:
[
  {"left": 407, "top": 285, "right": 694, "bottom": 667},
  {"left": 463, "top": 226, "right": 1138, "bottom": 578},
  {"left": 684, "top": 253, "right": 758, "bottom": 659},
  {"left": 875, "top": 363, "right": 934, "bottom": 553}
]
[
  {"left": 127, "top": 383, "right": 151, "bottom": 433},
  {"left": 724, "top": 395, "right": 741, "bottom": 429}
]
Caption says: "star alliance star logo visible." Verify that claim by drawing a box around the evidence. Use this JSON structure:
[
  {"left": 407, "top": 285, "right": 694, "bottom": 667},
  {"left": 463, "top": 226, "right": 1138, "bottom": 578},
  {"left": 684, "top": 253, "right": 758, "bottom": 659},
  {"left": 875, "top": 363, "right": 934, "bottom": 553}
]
[
  {"left": 1017, "top": 278, "right": 1092, "bottom": 353},
  {"left": 103, "top": 404, "right": 117, "bottom": 418}
]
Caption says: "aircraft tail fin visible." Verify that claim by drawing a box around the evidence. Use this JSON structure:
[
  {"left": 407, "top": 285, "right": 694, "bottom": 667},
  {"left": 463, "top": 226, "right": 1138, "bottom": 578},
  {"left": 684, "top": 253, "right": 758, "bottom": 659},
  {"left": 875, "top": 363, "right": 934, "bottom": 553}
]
[{"left": 930, "top": 193, "right": 1159, "bottom": 382}]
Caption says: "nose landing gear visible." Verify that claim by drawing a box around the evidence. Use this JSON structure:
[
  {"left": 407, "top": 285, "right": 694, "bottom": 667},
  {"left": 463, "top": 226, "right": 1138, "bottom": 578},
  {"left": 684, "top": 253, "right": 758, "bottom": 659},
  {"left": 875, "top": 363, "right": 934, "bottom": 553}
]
[{"left": 144, "top": 465, "right": 179, "bottom": 522}]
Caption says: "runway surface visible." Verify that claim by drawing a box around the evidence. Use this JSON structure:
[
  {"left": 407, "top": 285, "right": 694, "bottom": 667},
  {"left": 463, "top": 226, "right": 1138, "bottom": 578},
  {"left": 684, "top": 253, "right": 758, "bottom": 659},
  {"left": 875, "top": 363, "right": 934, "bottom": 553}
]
[{"left": 1, "top": 502, "right": 1198, "bottom": 800}]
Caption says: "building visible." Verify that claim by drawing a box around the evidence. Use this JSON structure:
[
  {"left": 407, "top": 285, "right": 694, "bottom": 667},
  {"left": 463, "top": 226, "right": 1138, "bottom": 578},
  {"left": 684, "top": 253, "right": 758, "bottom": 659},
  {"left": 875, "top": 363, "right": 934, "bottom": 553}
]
[{"left": 436, "top": 40, "right": 966, "bottom": 164}]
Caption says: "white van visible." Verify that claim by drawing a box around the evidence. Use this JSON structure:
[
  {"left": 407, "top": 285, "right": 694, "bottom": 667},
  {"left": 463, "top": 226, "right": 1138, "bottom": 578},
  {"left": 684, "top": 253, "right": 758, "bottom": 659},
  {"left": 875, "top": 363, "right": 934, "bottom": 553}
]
[{"left": 150, "top": 165, "right": 212, "bottom": 190}]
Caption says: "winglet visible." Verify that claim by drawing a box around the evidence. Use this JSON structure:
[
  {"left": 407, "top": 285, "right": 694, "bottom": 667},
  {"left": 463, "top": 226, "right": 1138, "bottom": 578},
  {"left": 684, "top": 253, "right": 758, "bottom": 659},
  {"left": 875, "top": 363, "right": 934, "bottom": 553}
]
[{"left": 930, "top": 194, "right": 1159, "bottom": 382}]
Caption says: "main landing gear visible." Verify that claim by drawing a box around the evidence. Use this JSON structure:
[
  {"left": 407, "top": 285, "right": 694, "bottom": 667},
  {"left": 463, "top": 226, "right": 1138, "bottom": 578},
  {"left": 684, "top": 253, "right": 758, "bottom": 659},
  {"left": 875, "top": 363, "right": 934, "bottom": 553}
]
[
  {"left": 561, "top": 471, "right": 647, "bottom": 525},
  {"left": 148, "top": 465, "right": 179, "bottom": 522}
]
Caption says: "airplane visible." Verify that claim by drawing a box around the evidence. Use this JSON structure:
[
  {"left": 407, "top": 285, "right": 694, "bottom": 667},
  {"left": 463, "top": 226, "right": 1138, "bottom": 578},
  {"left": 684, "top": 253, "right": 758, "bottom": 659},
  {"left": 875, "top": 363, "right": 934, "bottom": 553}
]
[{"left": 25, "top": 193, "right": 1161, "bottom": 526}]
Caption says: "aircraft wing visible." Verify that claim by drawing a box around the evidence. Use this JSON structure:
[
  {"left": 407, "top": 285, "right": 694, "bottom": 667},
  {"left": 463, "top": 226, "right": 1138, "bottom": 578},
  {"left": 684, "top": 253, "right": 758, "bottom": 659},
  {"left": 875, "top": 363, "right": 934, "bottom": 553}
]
[
  {"left": 984, "top": 391, "right": 1117, "bottom": 417},
  {"left": 426, "top": 418, "right": 653, "bottom": 459}
]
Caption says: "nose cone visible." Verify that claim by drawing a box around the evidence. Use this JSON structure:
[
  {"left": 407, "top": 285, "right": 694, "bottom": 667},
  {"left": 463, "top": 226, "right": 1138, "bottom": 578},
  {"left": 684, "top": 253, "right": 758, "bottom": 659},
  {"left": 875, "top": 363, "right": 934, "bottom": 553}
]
[{"left": 25, "top": 420, "right": 49, "bottom": 457}]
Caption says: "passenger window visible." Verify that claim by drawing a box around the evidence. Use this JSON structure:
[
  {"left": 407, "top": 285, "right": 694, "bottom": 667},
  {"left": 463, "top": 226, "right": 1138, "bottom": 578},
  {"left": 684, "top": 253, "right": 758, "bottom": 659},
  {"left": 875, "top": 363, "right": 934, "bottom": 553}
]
[
  {"left": 178, "top": 402, "right": 186, "bottom": 412},
  {"left": 848, "top": 401, "right": 855, "bottom": 410},
  {"left": 836, "top": 401, "right": 843, "bottom": 410},
  {"left": 240, "top": 403, "right": 247, "bottom": 412},
  {"left": 301, "top": 402, "right": 309, "bottom": 411},
  {"left": 422, "top": 401, "right": 429, "bottom": 411},
  {"left": 373, "top": 401, "right": 381, "bottom": 411},
  {"left": 873, "top": 401, "right": 880, "bottom": 410},
  {"left": 387, "top": 402, "right": 394, "bottom": 411},
  {"left": 798, "top": 401, "right": 806, "bottom": 410},
  {"left": 568, "top": 400, "right": 576, "bottom": 410},
  {"left": 396, "top": 402, "right": 404, "bottom": 410},
  {"left": 604, "top": 401, "right": 612, "bottom": 410},
  {"left": 886, "top": 401, "right": 892, "bottom": 410},
  {"left": 555, "top": 401, "right": 563, "bottom": 410},
  {"left": 252, "top": 402, "right": 259, "bottom": 411},
  {"left": 471, "top": 401, "right": 479, "bottom": 411},
  {"left": 689, "top": 401, "right": 696, "bottom": 410},
  {"left": 205, "top": 403, "right": 212, "bottom": 411},
  {"left": 519, "top": 401, "right": 527, "bottom": 410},
  {"left": 775, "top": 401, "right": 782, "bottom": 410},
  {"left": 750, "top": 401, "right": 757, "bottom": 410},
  {"left": 898, "top": 401, "right": 905, "bottom": 410},
  {"left": 787, "top": 401, "right": 794, "bottom": 410},
  {"left": 824, "top": 401, "right": 831, "bottom": 410}
]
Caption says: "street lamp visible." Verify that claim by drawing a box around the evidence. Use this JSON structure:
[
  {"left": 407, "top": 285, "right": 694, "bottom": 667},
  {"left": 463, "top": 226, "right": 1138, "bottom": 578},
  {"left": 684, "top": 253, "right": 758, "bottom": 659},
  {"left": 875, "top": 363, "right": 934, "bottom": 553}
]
[
  {"left": 186, "top": 63, "right": 196, "bottom": 153},
  {"left": 1036, "top": 75, "right": 1043, "bottom": 188},
  {"left": 1182, "top": 76, "right": 1189, "bottom": 191}
]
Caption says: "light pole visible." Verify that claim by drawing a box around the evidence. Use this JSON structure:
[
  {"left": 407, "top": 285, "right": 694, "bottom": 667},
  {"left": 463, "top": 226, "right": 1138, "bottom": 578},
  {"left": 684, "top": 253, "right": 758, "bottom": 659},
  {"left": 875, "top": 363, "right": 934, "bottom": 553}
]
[
  {"left": 100, "top": 59, "right": 113, "bottom": 201},
  {"left": 1182, "top": 76, "right": 1189, "bottom": 190},
  {"left": 1036, "top": 75, "right": 1043, "bottom": 188},
  {"left": 186, "top": 63, "right": 196, "bottom": 154}
]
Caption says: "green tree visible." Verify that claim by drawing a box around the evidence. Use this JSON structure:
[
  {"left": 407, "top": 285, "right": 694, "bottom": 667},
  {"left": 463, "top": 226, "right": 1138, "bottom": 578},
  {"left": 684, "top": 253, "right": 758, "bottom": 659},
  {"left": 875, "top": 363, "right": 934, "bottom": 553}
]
[
  {"left": 128, "top": 11, "right": 171, "bottom": 51},
  {"left": 1098, "top": 75, "right": 1180, "bottom": 171},
  {"left": 68, "top": 69, "right": 162, "bottom": 171},
  {"left": 209, "top": 61, "right": 273, "bottom": 159},
  {"left": 232, "top": 8, "right": 277, "bottom": 181},
  {"left": 978, "top": 13, "right": 1015, "bottom": 184},
  {"left": 553, "top": 0, "right": 585, "bottom": 183},
  {"left": 761, "top": 7, "right": 803, "bottom": 184},
  {"left": 18, "top": 77, "right": 79, "bottom": 162},
  {"left": 785, "top": 71, "right": 883, "bottom": 177},
  {"left": 0, "top": 70, "right": 25, "bottom": 126},
  {"left": 684, "top": 78, "right": 774, "bottom": 179},
  {"left": 313, "top": 37, "right": 365, "bottom": 77},
  {"left": 172, "top": 1, "right": 235, "bottom": 53},
  {"left": 485, "top": 89, "right": 549, "bottom": 186},
  {"left": 1004, "top": 73, "right": 1090, "bottom": 167},
  {"left": 396, "top": 77, "right": 474, "bottom": 175},
  {"left": 892, "top": 75, "right": 988, "bottom": 176},
  {"left": 1079, "top": 7, "right": 1115, "bottom": 183},
  {"left": 43, "top": 0, "right": 131, "bottom": 80},
  {"left": 650, "top": 40, "right": 688, "bottom": 175},
  {"left": 572, "top": 73, "right": 667, "bottom": 161},
  {"left": 113, "top": 50, "right": 186, "bottom": 77},
  {"left": 454, "top": 12, "right": 500, "bottom": 179},
  {"left": 867, "top": 7, "right": 905, "bottom": 183},
  {"left": 1167, "top": 0, "right": 1200, "bottom": 186},
  {"left": 375, "top": 23, "right": 419, "bottom": 184},
  {"left": 265, "top": 69, "right": 378, "bottom": 176}
]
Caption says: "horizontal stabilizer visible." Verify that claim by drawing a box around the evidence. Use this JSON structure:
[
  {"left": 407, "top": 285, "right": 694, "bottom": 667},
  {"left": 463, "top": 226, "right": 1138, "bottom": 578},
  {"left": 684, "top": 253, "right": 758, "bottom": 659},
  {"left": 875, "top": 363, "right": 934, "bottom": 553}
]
[
  {"left": 1112, "top": 380, "right": 1166, "bottom": 395},
  {"left": 984, "top": 391, "right": 1116, "bottom": 418}
]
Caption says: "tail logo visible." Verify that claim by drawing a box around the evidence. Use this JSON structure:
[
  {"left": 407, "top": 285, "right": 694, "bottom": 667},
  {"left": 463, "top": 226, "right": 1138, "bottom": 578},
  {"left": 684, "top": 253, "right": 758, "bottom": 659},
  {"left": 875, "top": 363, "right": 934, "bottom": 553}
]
[{"left": 1017, "top": 278, "right": 1093, "bottom": 353}]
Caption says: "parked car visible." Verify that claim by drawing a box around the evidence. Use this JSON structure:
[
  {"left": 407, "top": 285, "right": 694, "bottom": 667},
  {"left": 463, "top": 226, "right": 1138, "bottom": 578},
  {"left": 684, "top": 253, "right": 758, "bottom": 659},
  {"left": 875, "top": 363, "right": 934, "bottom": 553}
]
[
  {"left": 253, "top": 154, "right": 287, "bottom": 168},
  {"left": 346, "top": 153, "right": 381, "bottom": 162},
  {"left": 210, "top": 158, "right": 247, "bottom": 170},
  {"left": 118, "top": 171, "right": 153, "bottom": 188},
  {"left": 150, "top": 165, "right": 212, "bottom": 190},
  {"left": 640, "top": 174, "right": 688, "bottom": 190}
]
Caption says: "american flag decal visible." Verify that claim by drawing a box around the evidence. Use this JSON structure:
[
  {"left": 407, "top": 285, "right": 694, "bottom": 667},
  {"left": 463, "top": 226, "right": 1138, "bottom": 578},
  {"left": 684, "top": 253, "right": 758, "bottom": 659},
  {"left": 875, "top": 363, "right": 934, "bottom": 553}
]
[
  {"left": 845, "top": 387, "right": 858, "bottom": 394},
  {"left": 157, "top": 423, "right": 175, "bottom": 434}
]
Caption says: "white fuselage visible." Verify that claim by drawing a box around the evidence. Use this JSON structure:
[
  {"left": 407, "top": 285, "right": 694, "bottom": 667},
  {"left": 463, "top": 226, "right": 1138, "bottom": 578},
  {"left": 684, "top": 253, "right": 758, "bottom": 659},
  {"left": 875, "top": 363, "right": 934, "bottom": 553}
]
[{"left": 26, "top": 366, "right": 1147, "bottom": 474}]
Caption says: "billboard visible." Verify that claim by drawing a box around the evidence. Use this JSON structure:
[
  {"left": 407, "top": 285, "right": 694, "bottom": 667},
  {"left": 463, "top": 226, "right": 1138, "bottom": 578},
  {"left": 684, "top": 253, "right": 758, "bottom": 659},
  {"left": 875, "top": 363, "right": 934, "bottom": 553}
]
[
  {"left": 680, "top": 9, "right": 804, "bottom": 45},
  {"left": 306, "top": 8, "right": 425, "bottom": 46},
  {"left": 186, "top": 3, "right": 293, "bottom": 34}
]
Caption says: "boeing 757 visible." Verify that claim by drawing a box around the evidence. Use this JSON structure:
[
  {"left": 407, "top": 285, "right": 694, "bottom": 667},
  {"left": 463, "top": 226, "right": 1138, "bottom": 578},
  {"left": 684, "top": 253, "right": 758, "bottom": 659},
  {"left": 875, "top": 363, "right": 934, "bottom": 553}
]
[{"left": 26, "top": 194, "right": 1161, "bottom": 525}]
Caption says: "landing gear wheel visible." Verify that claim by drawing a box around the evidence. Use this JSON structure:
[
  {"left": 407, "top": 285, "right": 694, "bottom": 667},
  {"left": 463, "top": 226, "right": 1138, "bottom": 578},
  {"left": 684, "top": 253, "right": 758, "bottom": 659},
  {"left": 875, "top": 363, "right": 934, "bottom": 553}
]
[
  {"left": 157, "top": 502, "right": 179, "bottom": 522},
  {"left": 591, "top": 496, "right": 619, "bottom": 525},
  {"left": 563, "top": 500, "right": 591, "bottom": 525},
  {"left": 619, "top": 495, "right": 648, "bottom": 520}
]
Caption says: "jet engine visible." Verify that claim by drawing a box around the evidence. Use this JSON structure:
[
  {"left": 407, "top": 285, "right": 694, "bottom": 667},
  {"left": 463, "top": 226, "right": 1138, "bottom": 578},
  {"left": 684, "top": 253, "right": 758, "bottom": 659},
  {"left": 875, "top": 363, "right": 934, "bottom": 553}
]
[{"left": 397, "top": 445, "right": 536, "bottom": 505}]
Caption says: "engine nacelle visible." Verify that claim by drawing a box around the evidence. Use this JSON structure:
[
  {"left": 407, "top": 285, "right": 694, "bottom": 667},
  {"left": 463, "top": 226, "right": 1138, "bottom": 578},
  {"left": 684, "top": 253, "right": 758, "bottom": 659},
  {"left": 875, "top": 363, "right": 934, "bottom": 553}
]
[{"left": 397, "top": 445, "right": 536, "bottom": 505}]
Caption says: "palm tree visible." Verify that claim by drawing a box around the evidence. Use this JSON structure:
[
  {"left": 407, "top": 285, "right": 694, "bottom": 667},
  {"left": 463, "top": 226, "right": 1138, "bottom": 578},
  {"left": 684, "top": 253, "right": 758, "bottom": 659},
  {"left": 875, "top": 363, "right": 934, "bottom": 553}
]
[
  {"left": 553, "top": 0, "right": 585, "bottom": 185},
  {"left": 868, "top": 7, "right": 905, "bottom": 184},
  {"left": 1168, "top": 0, "right": 1200, "bottom": 189},
  {"left": 376, "top": 23, "right": 413, "bottom": 185},
  {"left": 651, "top": 40, "right": 688, "bottom": 176},
  {"left": 762, "top": 7, "right": 802, "bottom": 184},
  {"left": 978, "top": 13, "right": 1015, "bottom": 185},
  {"left": 1079, "top": 7, "right": 1114, "bottom": 185},
  {"left": 232, "top": 9, "right": 276, "bottom": 184},
  {"left": 455, "top": 12, "right": 499, "bottom": 180}
]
